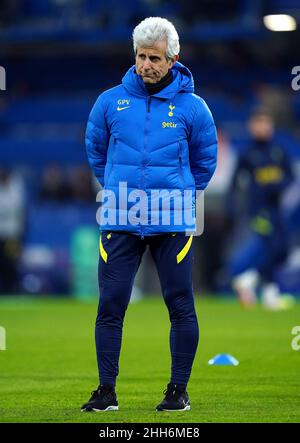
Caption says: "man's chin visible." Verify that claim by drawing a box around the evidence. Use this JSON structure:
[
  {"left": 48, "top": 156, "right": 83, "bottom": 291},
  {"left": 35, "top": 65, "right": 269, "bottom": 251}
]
[{"left": 142, "top": 76, "right": 156, "bottom": 84}]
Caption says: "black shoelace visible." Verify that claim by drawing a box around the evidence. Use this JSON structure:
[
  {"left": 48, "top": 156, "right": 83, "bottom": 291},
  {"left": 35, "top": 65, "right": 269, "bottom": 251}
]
[
  {"left": 164, "top": 385, "right": 185, "bottom": 401},
  {"left": 91, "top": 385, "right": 113, "bottom": 399}
]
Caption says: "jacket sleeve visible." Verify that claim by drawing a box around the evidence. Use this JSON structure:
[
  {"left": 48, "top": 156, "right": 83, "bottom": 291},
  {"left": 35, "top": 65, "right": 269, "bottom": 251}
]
[
  {"left": 85, "top": 94, "right": 109, "bottom": 187},
  {"left": 188, "top": 98, "right": 218, "bottom": 191}
]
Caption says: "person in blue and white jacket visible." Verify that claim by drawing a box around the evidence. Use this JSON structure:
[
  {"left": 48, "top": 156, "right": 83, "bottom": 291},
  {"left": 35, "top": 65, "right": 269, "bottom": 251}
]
[{"left": 82, "top": 16, "right": 217, "bottom": 413}]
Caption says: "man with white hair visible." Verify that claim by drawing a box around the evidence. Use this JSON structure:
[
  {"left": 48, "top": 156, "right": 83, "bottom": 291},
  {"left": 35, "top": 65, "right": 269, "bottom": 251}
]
[{"left": 82, "top": 17, "right": 217, "bottom": 412}]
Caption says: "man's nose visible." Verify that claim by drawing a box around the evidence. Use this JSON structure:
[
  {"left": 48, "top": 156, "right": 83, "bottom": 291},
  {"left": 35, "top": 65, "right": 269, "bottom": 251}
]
[{"left": 143, "top": 58, "right": 152, "bottom": 70}]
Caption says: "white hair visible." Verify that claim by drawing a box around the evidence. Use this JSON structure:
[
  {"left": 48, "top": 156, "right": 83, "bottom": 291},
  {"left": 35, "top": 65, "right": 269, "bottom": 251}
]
[{"left": 132, "top": 17, "right": 180, "bottom": 59}]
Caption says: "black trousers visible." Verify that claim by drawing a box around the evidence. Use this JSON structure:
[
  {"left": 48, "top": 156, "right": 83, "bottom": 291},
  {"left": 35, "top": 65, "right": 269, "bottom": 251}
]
[{"left": 95, "top": 231, "right": 199, "bottom": 388}]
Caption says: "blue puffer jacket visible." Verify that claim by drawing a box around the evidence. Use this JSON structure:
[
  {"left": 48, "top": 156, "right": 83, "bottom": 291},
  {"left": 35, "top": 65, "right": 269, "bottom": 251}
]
[{"left": 86, "top": 62, "right": 217, "bottom": 236}]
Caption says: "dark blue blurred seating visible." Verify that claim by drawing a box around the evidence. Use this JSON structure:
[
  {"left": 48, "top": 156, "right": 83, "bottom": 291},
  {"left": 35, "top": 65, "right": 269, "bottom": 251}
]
[
  {"left": 1, "top": 95, "right": 92, "bottom": 124},
  {"left": 0, "top": 139, "right": 85, "bottom": 167},
  {"left": 24, "top": 202, "right": 97, "bottom": 247}
]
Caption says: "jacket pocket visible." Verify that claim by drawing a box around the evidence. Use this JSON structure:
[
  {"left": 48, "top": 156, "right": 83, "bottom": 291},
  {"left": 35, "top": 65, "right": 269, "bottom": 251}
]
[
  {"left": 107, "top": 137, "right": 116, "bottom": 184},
  {"left": 178, "top": 141, "right": 185, "bottom": 189}
]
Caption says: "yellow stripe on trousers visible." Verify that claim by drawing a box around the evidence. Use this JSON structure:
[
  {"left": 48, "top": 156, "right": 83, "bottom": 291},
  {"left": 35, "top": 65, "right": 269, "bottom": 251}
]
[
  {"left": 176, "top": 235, "right": 193, "bottom": 264},
  {"left": 99, "top": 235, "right": 108, "bottom": 263}
]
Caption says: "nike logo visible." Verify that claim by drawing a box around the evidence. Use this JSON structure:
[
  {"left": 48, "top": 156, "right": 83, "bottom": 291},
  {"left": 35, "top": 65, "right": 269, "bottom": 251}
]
[{"left": 117, "top": 106, "right": 131, "bottom": 111}]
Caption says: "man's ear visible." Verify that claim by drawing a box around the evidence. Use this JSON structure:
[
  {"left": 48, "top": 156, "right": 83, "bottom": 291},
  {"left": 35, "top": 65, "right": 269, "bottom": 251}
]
[{"left": 170, "top": 54, "right": 179, "bottom": 66}]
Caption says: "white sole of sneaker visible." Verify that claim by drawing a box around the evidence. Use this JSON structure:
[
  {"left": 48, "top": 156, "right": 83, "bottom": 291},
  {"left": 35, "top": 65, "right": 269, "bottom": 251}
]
[
  {"left": 92, "top": 406, "right": 119, "bottom": 412},
  {"left": 156, "top": 405, "right": 191, "bottom": 412},
  {"left": 81, "top": 405, "right": 118, "bottom": 412}
]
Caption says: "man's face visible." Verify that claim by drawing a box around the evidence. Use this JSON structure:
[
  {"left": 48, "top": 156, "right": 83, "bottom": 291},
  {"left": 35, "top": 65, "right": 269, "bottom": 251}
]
[
  {"left": 248, "top": 114, "right": 274, "bottom": 141},
  {"left": 135, "top": 40, "right": 178, "bottom": 84}
]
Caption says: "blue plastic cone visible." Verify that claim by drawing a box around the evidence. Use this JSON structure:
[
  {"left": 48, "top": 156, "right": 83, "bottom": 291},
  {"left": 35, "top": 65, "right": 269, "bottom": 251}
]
[{"left": 208, "top": 354, "right": 239, "bottom": 366}]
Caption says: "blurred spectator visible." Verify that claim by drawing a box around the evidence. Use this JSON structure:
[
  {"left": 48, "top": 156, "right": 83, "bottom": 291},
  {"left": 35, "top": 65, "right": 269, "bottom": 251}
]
[
  {"left": 0, "top": 168, "right": 25, "bottom": 294},
  {"left": 68, "top": 165, "right": 95, "bottom": 202},
  {"left": 198, "top": 130, "right": 237, "bottom": 291},
  {"left": 40, "top": 165, "right": 71, "bottom": 202},
  {"left": 39, "top": 164, "right": 96, "bottom": 203},
  {"left": 226, "top": 107, "right": 295, "bottom": 309}
]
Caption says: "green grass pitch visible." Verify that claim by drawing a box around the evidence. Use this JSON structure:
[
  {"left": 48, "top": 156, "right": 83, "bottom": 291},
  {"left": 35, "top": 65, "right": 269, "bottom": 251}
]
[{"left": 0, "top": 295, "right": 300, "bottom": 423}]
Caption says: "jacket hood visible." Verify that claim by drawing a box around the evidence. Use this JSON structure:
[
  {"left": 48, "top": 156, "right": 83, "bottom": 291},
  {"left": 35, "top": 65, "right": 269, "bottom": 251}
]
[{"left": 122, "top": 61, "right": 195, "bottom": 99}]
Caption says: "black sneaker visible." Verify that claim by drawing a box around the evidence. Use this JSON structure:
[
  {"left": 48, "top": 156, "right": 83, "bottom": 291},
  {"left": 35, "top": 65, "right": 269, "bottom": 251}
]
[
  {"left": 81, "top": 385, "right": 118, "bottom": 412},
  {"left": 156, "top": 383, "right": 190, "bottom": 411}
]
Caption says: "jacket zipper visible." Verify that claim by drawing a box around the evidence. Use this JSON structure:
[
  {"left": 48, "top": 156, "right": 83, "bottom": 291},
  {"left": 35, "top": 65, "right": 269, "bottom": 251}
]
[{"left": 140, "top": 97, "right": 151, "bottom": 239}]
